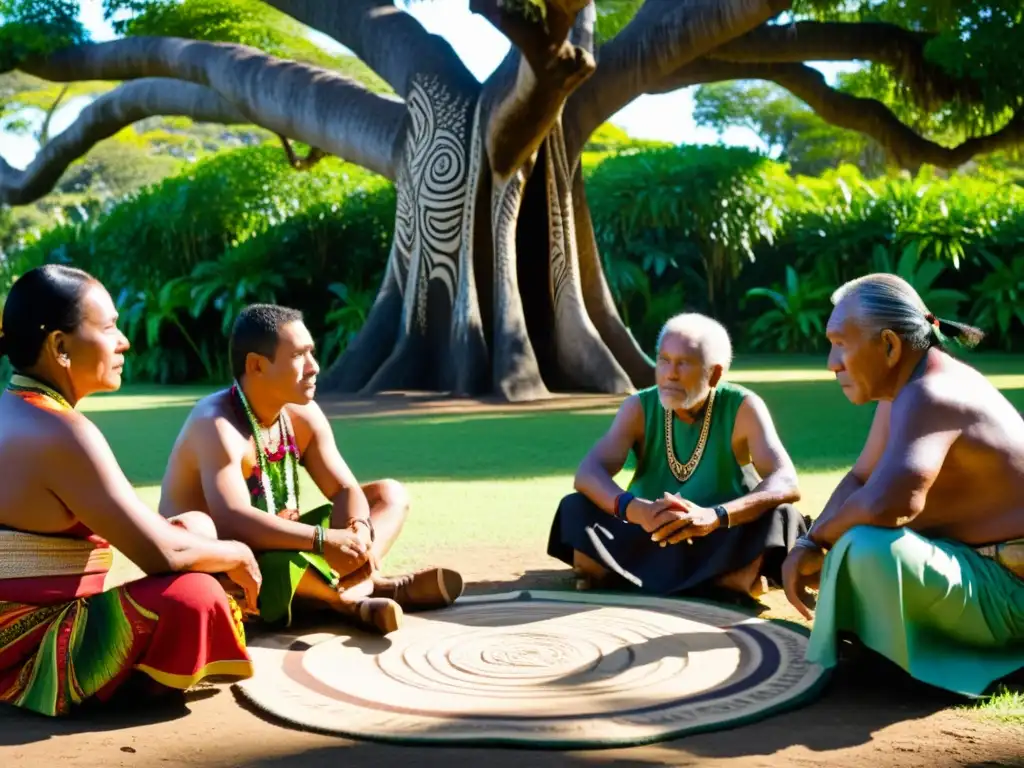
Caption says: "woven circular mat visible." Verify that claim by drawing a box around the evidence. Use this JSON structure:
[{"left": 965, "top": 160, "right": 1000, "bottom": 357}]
[{"left": 234, "top": 590, "right": 827, "bottom": 748}]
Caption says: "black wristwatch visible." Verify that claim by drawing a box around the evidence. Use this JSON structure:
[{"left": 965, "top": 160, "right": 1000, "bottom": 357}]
[{"left": 713, "top": 505, "right": 730, "bottom": 529}]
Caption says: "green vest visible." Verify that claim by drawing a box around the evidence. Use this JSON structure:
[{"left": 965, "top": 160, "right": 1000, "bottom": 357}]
[{"left": 627, "top": 381, "right": 751, "bottom": 507}]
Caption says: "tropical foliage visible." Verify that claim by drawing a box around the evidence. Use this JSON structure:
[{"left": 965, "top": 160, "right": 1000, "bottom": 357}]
[{"left": 5, "top": 141, "right": 1024, "bottom": 384}]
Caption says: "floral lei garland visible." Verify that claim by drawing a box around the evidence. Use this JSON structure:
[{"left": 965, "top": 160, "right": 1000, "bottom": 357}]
[{"left": 231, "top": 382, "right": 299, "bottom": 516}]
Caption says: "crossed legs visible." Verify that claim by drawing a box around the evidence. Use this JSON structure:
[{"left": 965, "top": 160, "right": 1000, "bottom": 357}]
[
  {"left": 572, "top": 550, "right": 767, "bottom": 597},
  {"left": 171, "top": 483, "right": 462, "bottom": 635}
]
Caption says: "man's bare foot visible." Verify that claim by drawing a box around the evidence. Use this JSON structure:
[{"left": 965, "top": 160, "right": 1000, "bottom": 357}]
[{"left": 715, "top": 555, "right": 766, "bottom": 599}]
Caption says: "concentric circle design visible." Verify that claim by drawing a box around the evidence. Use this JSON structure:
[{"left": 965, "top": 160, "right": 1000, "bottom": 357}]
[{"left": 234, "top": 590, "right": 827, "bottom": 747}]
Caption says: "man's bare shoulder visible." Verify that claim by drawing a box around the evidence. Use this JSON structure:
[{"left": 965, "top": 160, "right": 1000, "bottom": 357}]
[
  {"left": 181, "top": 390, "right": 247, "bottom": 450},
  {"left": 896, "top": 358, "right": 1001, "bottom": 429},
  {"left": 283, "top": 398, "right": 330, "bottom": 430},
  {"left": 734, "top": 388, "right": 771, "bottom": 418}
]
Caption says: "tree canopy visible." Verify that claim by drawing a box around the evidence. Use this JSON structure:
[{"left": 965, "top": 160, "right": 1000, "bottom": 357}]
[{"left": 5, "top": 0, "right": 1024, "bottom": 198}]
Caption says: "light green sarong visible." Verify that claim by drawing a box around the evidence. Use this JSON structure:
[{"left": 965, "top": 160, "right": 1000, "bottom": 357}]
[
  {"left": 256, "top": 504, "right": 338, "bottom": 627},
  {"left": 807, "top": 525, "right": 1024, "bottom": 697}
]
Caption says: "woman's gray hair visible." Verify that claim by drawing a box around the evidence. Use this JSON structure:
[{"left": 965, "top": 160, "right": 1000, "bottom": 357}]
[{"left": 831, "top": 273, "right": 983, "bottom": 350}]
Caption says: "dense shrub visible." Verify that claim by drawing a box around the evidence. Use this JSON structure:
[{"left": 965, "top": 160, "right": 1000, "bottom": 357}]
[
  {"left": 591, "top": 152, "right": 1024, "bottom": 354},
  {"left": 6, "top": 146, "right": 394, "bottom": 382}
]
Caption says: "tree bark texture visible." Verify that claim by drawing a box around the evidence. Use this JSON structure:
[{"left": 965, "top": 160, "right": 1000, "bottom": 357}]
[{"left": 318, "top": 67, "right": 647, "bottom": 400}]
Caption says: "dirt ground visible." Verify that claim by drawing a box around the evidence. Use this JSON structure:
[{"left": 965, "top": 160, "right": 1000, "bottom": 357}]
[
  {"left": 1, "top": 394, "right": 1022, "bottom": 767},
  {"left": 2, "top": 547, "right": 1022, "bottom": 768}
]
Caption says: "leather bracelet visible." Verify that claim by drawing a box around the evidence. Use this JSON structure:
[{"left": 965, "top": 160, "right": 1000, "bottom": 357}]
[
  {"left": 614, "top": 492, "right": 635, "bottom": 521},
  {"left": 348, "top": 517, "right": 375, "bottom": 543}
]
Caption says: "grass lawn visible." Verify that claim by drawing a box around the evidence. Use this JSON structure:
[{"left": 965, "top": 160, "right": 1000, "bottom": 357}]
[
  {"left": 79, "top": 353, "right": 1024, "bottom": 720},
  {"left": 85, "top": 352, "right": 1024, "bottom": 574}
]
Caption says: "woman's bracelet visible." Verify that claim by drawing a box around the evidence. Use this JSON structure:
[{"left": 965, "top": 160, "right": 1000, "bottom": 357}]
[{"left": 312, "top": 524, "right": 326, "bottom": 555}]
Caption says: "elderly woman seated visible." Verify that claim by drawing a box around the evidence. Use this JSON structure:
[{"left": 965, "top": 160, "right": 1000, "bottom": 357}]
[{"left": 0, "top": 265, "right": 261, "bottom": 717}]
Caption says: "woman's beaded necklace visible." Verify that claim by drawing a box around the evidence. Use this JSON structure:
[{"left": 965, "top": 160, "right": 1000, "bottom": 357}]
[
  {"left": 6, "top": 373, "right": 74, "bottom": 412},
  {"left": 231, "top": 382, "right": 299, "bottom": 515}
]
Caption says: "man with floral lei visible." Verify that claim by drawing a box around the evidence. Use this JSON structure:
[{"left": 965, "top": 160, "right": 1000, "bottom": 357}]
[{"left": 160, "top": 304, "right": 462, "bottom": 634}]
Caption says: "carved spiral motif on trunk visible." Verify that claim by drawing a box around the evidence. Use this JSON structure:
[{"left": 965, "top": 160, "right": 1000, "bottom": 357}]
[
  {"left": 398, "top": 76, "right": 474, "bottom": 329},
  {"left": 546, "top": 126, "right": 575, "bottom": 312},
  {"left": 392, "top": 165, "right": 415, "bottom": 287}
]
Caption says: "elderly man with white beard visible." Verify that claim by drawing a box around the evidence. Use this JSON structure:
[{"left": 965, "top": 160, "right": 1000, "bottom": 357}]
[{"left": 547, "top": 313, "right": 808, "bottom": 598}]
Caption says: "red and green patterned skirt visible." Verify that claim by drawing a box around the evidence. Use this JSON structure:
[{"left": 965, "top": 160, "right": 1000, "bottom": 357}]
[{"left": 0, "top": 571, "right": 253, "bottom": 716}]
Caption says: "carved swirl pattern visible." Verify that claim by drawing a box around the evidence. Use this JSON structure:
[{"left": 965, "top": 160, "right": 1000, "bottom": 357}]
[
  {"left": 397, "top": 76, "right": 473, "bottom": 331},
  {"left": 546, "top": 123, "right": 576, "bottom": 312},
  {"left": 235, "top": 591, "right": 827, "bottom": 747}
]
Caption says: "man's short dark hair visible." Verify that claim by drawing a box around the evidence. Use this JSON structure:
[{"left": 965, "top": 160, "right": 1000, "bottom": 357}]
[{"left": 229, "top": 304, "right": 304, "bottom": 381}]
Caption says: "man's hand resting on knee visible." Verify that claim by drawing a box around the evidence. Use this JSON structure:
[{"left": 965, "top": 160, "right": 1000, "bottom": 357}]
[{"left": 323, "top": 527, "right": 371, "bottom": 577}]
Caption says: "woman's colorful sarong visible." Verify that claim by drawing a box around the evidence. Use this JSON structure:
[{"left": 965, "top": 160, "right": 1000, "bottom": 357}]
[
  {"left": 807, "top": 525, "right": 1024, "bottom": 698},
  {"left": 0, "top": 563, "right": 253, "bottom": 716},
  {"left": 0, "top": 376, "right": 254, "bottom": 716}
]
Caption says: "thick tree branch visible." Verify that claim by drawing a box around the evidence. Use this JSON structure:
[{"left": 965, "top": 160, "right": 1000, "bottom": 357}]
[
  {"left": 657, "top": 60, "right": 1024, "bottom": 170},
  {"left": 263, "top": 0, "right": 478, "bottom": 98},
  {"left": 17, "top": 37, "right": 407, "bottom": 180},
  {"left": 565, "top": 0, "right": 790, "bottom": 158},
  {"left": 475, "top": 0, "right": 597, "bottom": 177},
  {"left": 0, "top": 79, "right": 246, "bottom": 206},
  {"left": 708, "top": 22, "right": 982, "bottom": 109}
]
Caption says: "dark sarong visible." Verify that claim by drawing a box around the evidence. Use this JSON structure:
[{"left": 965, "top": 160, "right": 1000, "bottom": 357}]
[{"left": 547, "top": 492, "right": 807, "bottom": 595}]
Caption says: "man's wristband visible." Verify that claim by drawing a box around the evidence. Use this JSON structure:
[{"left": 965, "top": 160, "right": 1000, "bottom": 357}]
[
  {"left": 613, "top": 492, "right": 635, "bottom": 521},
  {"left": 713, "top": 504, "right": 730, "bottom": 529},
  {"left": 347, "top": 517, "right": 375, "bottom": 543}
]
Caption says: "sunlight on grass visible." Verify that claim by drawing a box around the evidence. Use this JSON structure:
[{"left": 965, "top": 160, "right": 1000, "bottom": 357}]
[
  {"left": 956, "top": 686, "right": 1024, "bottom": 724},
  {"left": 80, "top": 388, "right": 215, "bottom": 413},
  {"left": 110, "top": 354, "right": 1021, "bottom": 578}
]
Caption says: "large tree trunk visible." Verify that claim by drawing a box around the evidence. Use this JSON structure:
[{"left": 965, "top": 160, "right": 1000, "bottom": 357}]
[{"left": 319, "top": 70, "right": 649, "bottom": 401}]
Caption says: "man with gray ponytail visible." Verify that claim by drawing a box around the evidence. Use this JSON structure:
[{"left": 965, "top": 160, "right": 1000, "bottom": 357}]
[{"left": 784, "top": 273, "right": 1024, "bottom": 697}]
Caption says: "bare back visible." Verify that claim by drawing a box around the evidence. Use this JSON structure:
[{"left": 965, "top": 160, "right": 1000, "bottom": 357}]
[
  {"left": 872, "top": 353, "right": 1024, "bottom": 544},
  {"left": 0, "top": 393, "right": 81, "bottom": 533}
]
